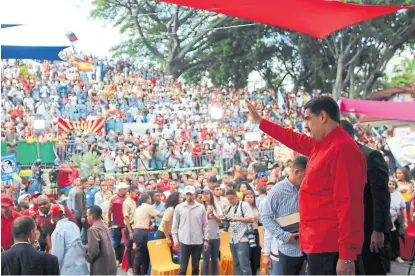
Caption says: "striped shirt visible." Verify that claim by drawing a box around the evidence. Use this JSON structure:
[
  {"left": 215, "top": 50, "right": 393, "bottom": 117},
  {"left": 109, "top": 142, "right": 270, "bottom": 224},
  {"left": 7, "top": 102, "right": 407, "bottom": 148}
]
[{"left": 261, "top": 178, "right": 302, "bottom": 257}]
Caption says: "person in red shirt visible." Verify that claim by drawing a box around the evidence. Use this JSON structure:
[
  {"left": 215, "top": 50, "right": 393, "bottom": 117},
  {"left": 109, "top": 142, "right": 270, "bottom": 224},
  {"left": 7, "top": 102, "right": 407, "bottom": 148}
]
[
  {"left": 1, "top": 197, "right": 21, "bottom": 251},
  {"left": 107, "top": 182, "right": 128, "bottom": 264},
  {"left": 247, "top": 96, "right": 366, "bottom": 275},
  {"left": 57, "top": 163, "right": 74, "bottom": 197},
  {"left": 157, "top": 172, "right": 171, "bottom": 192}
]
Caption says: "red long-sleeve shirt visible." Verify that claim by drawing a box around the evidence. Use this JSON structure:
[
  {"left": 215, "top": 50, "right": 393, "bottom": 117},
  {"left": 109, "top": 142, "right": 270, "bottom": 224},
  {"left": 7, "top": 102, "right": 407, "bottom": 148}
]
[{"left": 260, "top": 119, "right": 366, "bottom": 260}]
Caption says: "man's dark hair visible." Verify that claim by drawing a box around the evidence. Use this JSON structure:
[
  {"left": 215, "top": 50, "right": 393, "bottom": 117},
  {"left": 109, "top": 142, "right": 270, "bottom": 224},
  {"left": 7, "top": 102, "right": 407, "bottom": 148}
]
[
  {"left": 410, "top": 168, "right": 415, "bottom": 181},
  {"left": 340, "top": 120, "right": 355, "bottom": 137},
  {"left": 293, "top": 155, "right": 308, "bottom": 171},
  {"left": 139, "top": 193, "right": 151, "bottom": 206},
  {"left": 88, "top": 205, "right": 103, "bottom": 220},
  {"left": 208, "top": 176, "right": 218, "bottom": 183},
  {"left": 258, "top": 186, "right": 267, "bottom": 194},
  {"left": 128, "top": 185, "right": 138, "bottom": 193},
  {"left": 225, "top": 189, "right": 237, "bottom": 197},
  {"left": 80, "top": 177, "right": 88, "bottom": 183},
  {"left": 212, "top": 184, "right": 221, "bottom": 190},
  {"left": 12, "top": 216, "right": 36, "bottom": 240},
  {"left": 304, "top": 96, "right": 340, "bottom": 123}
]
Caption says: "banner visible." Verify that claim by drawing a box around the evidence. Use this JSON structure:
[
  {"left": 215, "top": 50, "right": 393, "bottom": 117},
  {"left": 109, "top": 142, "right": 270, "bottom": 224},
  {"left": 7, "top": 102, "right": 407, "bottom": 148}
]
[
  {"left": 340, "top": 99, "right": 415, "bottom": 121},
  {"left": 1, "top": 154, "right": 18, "bottom": 181},
  {"left": 387, "top": 133, "right": 415, "bottom": 166},
  {"left": 58, "top": 117, "right": 105, "bottom": 135}
]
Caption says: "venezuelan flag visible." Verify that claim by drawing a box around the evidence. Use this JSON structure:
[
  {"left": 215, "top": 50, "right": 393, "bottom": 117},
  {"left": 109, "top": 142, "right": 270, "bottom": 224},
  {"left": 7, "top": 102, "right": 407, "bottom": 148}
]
[
  {"left": 66, "top": 31, "right": 78, "bottom": 42},
  {"left": 271, "top": 110, "right": 280, "bottom": 121},
  {"left": 19, "top": 170, "right": 31, "bottom": 185},
  {"left": 76, "top": 62, "right": 94, "bottom": 72},
  {"left": 11, "top": 173, "right": 22, "bottom": 186}
]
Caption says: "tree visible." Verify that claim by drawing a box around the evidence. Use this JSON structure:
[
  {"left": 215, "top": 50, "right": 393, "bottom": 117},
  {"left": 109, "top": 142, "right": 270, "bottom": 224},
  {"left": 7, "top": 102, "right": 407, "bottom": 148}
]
[
  {"left": 389, "top": 57, "right": 415, "bottom": 87},
  {"left": 91, "top": 0, "right": 234, "bottom": 78}
]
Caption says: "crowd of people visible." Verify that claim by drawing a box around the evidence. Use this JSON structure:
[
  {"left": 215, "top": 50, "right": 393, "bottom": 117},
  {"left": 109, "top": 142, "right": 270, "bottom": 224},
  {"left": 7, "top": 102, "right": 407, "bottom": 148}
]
[
  {"left": 1, "top": 58, "right": 397, "bottom": 173},
  {"left": 2, "top": 56, "right": 415, "bottom": 276}
]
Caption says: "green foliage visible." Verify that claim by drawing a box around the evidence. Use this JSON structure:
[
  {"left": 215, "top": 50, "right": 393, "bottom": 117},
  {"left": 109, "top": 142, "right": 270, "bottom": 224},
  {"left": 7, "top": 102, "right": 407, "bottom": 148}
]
[
  {"left": 19, "top": 65, "right": 32, "bottom": 78},
  {"left": 390, "top": 57, "right": 415, "bottom": 87},
  {"left": 69, "top": 152, "right": 103, "bottom": 178}
]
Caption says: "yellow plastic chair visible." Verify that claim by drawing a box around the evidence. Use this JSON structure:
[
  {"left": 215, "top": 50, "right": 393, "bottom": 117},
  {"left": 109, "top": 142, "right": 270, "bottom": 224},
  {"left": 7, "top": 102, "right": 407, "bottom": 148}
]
[
  {"left": 219, "top": 232, "right": 234, "bottom": 275},
  {"left": 258, "top": 226, "right": 268, "bottom": 275},
  {"left": 148, "top": 239, "right": 180, "bottom": 275}
]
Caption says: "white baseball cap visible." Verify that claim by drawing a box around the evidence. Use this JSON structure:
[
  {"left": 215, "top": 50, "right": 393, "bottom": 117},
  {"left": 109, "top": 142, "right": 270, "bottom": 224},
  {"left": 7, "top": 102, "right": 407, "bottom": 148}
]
[
  {"left": 183, "top": 186, "right": 196, "bottom": 195},
  {"left": 117, "top": 182, "right": 129, "bottom": 190}
]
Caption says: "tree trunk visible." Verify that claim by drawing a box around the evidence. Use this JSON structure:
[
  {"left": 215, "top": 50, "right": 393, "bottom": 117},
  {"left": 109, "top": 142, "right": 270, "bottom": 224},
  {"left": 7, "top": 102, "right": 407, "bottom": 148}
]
[{"left": 332, "top": 55, "right": 344, "bottom": 101}]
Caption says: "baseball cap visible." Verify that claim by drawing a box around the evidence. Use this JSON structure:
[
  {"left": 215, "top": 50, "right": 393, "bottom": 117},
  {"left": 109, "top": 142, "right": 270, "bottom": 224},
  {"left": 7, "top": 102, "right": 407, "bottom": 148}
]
[
  {"left": 118, "top": 182, "right": 129, "bottom": 190},
  {"left": 30, "top": 191, "right": 42, "bottom": 200},
  {"left": 202, "top": 187, "right": 211, "bottom": 194},
  {"left": 50, "top": 204, "right": 65, "bottom": 216},
  {"left": 1, "top": 197, "right": 14, "bottom": 207},
  {"left": 18, "top": 193, "right": 30, "bottom": 204},
  {"left": 23, "top": 209, "right": 38, "bottom": 217},
  {"left": 183, "top": 186, "right": 196, "bottom": 195}
]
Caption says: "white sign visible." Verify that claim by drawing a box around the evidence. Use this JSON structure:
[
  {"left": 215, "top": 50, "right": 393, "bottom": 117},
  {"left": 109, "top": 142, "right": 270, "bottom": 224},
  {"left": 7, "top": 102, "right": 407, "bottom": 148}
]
[
  {"left": 245, "top": 132, "right": 261, "bottom": 142},
  {"left": 123, "top": 123, "right": 158, "bottom": 136},
  {"left": 387, "top": 133, "right": 415, "bottom": 166}
]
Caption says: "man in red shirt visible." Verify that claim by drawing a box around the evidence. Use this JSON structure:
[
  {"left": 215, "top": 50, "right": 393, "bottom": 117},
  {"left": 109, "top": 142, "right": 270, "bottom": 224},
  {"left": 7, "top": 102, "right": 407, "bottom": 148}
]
[
  {"left": 1, "top": 197, "right": 21, "bottom": 251},
  {"left": 108, "top": 182, "right": 128, "bottom": 264},
  {"left": 57, "top": 163, "right": 74, "bottom": 197},
  {"left": 247, "top": 96, "right": 366, "bottom": 275}
]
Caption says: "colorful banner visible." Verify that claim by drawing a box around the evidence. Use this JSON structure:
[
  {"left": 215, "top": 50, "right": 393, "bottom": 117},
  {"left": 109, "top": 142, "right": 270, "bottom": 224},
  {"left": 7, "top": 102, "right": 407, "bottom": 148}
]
[
  {"left": 1, "top": 154, "right": 18, "bottom": 181},
  {"left": 58, "top": 117, "right": 105, "bottom": 135},
  {"left": 387, "top": 133, "right": 415, "bottom": 166},
  {"left": 340, "top": 99, "right": 415, "bottom": 121}
]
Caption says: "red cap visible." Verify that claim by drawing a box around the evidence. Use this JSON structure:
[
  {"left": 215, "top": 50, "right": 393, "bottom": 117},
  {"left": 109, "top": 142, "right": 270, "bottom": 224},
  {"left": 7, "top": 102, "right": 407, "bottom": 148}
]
[
  {"left": 22, "top": 209, "right": 38, "bottom": 217},
  {"left": 30, "top": 191, "right": 42, "bottom": 200},
  {"left": 1, "top": 197, "right": 14, "bottom": 207},
  {"left": 50, "top": 204, "right": 64, "bottom": 216}
]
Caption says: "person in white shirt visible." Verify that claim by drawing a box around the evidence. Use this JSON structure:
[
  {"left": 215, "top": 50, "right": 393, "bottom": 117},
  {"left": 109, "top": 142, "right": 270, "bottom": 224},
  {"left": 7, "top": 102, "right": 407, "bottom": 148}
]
[{"left": 389, "top": 178, "right": 407, "bottom": 264}]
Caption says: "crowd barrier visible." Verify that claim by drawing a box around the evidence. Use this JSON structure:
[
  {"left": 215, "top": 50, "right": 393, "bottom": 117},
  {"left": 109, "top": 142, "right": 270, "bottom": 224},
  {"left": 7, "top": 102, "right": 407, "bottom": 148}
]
[{"left": 2, "top": 141, "right": 275, "bottom": 175}]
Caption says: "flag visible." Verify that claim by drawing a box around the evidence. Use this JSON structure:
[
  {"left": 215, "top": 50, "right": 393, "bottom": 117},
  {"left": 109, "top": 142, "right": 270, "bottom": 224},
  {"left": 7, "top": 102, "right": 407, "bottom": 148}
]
[
  {"left": 58, "top": 117, "right": 105, "bottom": 134},
  {"left": 19, "top": 170, "right": 31, "bottom": 185},
  {"left": 271, "top": 110, "right": 280, "bottom": 121},
  {"left": 66, "top": 31, "right": 78, "bottom": 42},
  {"left": 76, "top": 62, "right": 94, "bottom": 72}
]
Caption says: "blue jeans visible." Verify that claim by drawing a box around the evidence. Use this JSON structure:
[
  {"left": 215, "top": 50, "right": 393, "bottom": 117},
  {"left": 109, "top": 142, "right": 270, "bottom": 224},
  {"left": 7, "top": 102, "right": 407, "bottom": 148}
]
[
  {"left": 230, "top": 242, "right": 251, "bottom": 275},
  {"left": 202, "top": 239, "right": 220, "bottom": 275},
  {"left": 271, "top": 259, "right": 282, "bottom": 275},
  {"left": 59, "top": 185, "right": 72, "bottom": 206}
]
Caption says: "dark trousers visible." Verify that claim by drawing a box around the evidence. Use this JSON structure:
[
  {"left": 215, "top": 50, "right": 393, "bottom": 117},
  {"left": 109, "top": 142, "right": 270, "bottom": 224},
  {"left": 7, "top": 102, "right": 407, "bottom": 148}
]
[
  {"left": 390, "top": 219, "right": 403, "bottom": 260},
  {"left": 179, "top": 243, "right": 203, "bottom": 275},
  {"left": 202, "top": 239, "right": 220, "bottom": 275},
  {"left": 154, "top": 230, "right": 166, "bottom": 239},
  {"left": 113, "top": 227, "right": 124, "bottom": 263},
  {"left": 134, "top": 229, "right": 150, "bottom": 276},
  {"left": 307, "top": 252, "right": 364, "bottom": 275},
  {"left": 249, "top": 229, "right": 261, "bottom": 275},
  {"left": 124, "top": 227, "right": 134, "bottom": 269},
  {"left": 362, "top": 231, "right": 390, "bottom": 275},
  {"left": 279, "top": 251, "right": 306, "bottom": 275},
  {"left": 76, "top": 217, "right": 89, "bottom": 244}
]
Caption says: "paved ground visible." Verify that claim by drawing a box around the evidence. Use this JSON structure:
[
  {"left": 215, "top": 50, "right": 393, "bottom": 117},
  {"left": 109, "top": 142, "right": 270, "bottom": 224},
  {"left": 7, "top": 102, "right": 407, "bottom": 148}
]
[{"left": 117, "top": 261, "right": 415, "bottom": 275}]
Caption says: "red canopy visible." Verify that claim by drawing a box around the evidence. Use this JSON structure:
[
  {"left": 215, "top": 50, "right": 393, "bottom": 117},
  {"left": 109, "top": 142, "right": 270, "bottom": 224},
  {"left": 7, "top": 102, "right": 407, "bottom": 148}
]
[
  {"left": 157, "top": 0, "right": 413, "bottom": 38},
  {"left": 340, "top": 98, "right": 415, "bottom": 122}
]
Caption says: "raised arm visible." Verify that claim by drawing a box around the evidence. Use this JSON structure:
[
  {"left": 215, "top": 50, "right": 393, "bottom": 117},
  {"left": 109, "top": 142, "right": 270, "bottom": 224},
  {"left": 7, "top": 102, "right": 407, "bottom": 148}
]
[{"left": 246, "top": 100, "right": 314, "bottom": 157}]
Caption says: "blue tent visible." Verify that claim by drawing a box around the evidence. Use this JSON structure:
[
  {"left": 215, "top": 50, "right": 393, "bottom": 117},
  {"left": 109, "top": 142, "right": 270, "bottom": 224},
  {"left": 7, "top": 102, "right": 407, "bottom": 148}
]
[{"left": 1, "top": 24, "right": 70, "bottom": 60}]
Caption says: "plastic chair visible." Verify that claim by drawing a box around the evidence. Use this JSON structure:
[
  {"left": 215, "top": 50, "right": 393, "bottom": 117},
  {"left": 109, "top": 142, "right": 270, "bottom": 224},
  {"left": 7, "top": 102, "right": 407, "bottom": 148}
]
[
  {"left": 219, "top": 232, "right": 234, "bottom": 275},
  {"left": 148, "top": 239, "right": 180, "bottom": 275}
]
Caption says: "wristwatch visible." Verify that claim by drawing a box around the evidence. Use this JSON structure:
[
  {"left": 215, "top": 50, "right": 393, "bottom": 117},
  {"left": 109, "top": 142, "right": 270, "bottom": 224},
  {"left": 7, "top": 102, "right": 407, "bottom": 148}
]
[{"left": 343, "top": 260, "right": 354, "bottom": 264}]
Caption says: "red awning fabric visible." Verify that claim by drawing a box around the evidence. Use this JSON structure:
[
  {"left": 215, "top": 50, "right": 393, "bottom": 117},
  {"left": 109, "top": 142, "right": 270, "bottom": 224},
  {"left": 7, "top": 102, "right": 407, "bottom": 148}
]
[
  {"left": 156, "top": 0, "right": 413, "bottom": 38},
  {"left": 340, "top": 98, "right": 415, "bottom": 122}
]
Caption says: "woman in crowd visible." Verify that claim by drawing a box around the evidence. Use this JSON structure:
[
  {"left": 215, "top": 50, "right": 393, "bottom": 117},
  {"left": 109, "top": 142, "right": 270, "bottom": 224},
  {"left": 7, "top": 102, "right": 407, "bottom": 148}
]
[
  {"left": 155, "top": 192, "right": 182, "bottom": 241},
  {"left": 201, "top": 188, "right": 222, "bottom": 275},
  {"left": 396, "top": 167, "right": 414, "bottom": 210},
  {"left": 389, "top": 178, "right": 408, "bottom": 264},
  {"left": 94, "top": 181, "right": 113, "bottom": 222},
  {"left": 243, "top": 190, "right": 261, "bottom": 275}
]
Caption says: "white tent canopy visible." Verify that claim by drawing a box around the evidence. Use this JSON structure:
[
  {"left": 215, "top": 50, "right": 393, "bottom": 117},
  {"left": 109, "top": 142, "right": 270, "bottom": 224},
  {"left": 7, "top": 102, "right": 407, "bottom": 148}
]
[{"left": 1, "top": 24, "right": 71, "bottom": 60}]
